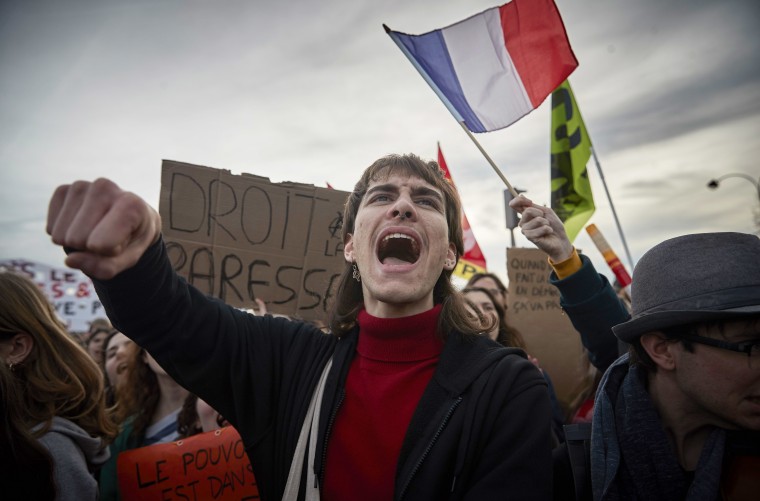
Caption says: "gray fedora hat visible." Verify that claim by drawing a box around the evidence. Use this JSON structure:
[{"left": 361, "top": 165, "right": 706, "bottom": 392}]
[{"left": 613, "top": 232, "right": 760, "bottom": 342}]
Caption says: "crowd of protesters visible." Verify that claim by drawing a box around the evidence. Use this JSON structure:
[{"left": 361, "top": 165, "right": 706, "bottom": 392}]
[
  {"left": 1, "top": 154, "right": 758, "bottom": 500},
  {"left": 0, "top": 292, "right": 236, "bottom": 501}
]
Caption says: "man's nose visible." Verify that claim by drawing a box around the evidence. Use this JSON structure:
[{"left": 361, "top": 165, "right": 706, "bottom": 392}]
[{"left": 390, "top": 196, "right": 416, "bottom": 221}]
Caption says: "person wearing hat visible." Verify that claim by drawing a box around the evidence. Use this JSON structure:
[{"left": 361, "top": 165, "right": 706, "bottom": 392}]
[{"left": 511, "top": 194, "right": 760, "bottom": 500}]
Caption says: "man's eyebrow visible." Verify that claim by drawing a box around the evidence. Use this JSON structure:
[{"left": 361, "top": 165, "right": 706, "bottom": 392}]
[
  {"left": 366, "top": 183, "right": 399, "bottom": 197},
  {"left": 364, "top": 182, "right": 444, "bottom": 203},
  {"left": 411, "top": 185, "right": 444, "bottom": 201}
]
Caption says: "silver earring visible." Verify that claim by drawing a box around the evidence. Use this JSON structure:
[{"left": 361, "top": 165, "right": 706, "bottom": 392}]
[
  {"left": 8, "top": 361, "right": 15, "bottom": 372},
  {"left": 352, "top": 263, "right": 361, "bottom": 282}
]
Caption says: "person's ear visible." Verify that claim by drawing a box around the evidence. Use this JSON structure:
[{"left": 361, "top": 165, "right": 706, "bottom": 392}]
[
  {"left": 6, "top": 333, "right": 34, "bottom": 365},
  {"left": 344, "top": 233, "right": 354, "bottom": 263},
  {"left": 443, "top": 244, "right": 457, "bottom": 271},
  {"left": 640, "top": 331, "right": 677, "bottom": 371}
]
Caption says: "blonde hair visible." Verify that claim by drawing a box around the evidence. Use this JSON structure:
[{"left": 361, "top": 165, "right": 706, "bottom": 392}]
[{"left": 0, "top": 271, "right": 118, "bottom": 442}]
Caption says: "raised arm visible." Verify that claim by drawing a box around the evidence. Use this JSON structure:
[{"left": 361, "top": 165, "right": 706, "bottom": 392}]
[
  {"left": 509, "top": 194, "right": 627, "bottom": 372},
  {"left": 508, "top": 194, "right": 573, "bottom": 263},
  {"left": 47, "top": 179, "right": 161, "bottom": 280},
  {"left": 46, "top": 179, "right": 335, "bottom": 493}
]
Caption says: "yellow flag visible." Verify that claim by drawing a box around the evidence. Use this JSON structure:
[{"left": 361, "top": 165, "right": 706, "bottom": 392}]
[{"left": 550, "top": 80, "right": 594, "bottom": 243}]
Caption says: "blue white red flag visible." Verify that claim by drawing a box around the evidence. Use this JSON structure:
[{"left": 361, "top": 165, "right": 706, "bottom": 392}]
[{"left": 385, "top": 0, "right": 578, "bottom": 132}]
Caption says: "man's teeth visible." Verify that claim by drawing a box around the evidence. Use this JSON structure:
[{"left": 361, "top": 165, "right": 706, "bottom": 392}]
[{"left": 383, "top": 233, "right": 413, "bottom": 242}]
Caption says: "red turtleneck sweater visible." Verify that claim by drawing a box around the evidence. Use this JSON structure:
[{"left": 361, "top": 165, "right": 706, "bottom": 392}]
[{"left": 322, "top": 305, "right": 443, "bottom": 500}]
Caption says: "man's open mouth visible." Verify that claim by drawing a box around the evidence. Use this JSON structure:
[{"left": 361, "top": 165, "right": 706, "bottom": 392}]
[{"left": 377, "top": 233, "right": 420, "bottom": 265}]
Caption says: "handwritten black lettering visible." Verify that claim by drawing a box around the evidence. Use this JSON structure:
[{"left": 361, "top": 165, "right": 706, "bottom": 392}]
[
  {"left": 208, "top": 179, "right": 237, "bottom": 240},
  {"left": 166, "top": 242, "right": 188, "bottom": 271},
  {"left": 273, "top": 266, "right": 300, "bottom": 305},
  {"left": 220, "top": 254, "right": 243, "bottom": 302},
  {"left": 300, "top": 268, "right": 326, "bottom": 310},
  {"left": 170, "top": 173, "right": 205, "bottom": 233},
  {"left": 240, "top": 185, "right": 272, "bottom": 245},
  {"left": 188, "top": 248, "right": 214, "bottom": 295}
]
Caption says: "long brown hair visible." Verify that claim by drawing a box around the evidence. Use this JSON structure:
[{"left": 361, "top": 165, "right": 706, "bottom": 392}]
[
  {"left": 100, "top": 328, "right": 122, "bottom": 407},
  {"left": 0, "top": 271, "right": 118, "bottom": 443},
  {"left": 328, "top": 153, "right": 481, "bottom": 339},
  {"left": 177, "top": 394, "right": 203, "bottom": 439},
  {"left": 113, "top": 343, "right": 160, "bottom": 443}
]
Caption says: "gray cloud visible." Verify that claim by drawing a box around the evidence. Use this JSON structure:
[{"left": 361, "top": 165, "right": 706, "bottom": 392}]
[{"left": 2, "top": 0, "right": 759, "bottom": 286}]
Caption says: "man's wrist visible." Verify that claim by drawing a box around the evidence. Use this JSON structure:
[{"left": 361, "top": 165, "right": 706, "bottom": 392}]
[{"left": 549, "top": 247, "right": 582, "bottom": 279}]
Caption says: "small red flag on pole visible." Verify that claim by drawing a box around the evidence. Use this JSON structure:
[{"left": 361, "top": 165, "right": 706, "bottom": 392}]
[{"left": 438, "top": 143, "right": 487, "bottom": 280}]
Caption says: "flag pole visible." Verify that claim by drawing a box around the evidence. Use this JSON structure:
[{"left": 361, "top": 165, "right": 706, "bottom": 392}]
[
  {"left": 590, "top": 146, "right": 635, "bottom": 271},
  {"left": 458, "top": 121, "right": 519, "bottom": 198}
]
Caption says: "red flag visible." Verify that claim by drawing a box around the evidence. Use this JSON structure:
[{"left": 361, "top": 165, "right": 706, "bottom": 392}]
[{"left": 437, "top": 144, "right": 487, "bottom": 279}]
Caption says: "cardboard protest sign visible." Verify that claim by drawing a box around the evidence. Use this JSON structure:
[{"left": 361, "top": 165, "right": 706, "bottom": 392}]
[
  {"left": 506, "top": 247, "right": 587, "bottom": 413},
  {"left": 159, "top": 160, "right": 350, "bottom": 322},
  {"left": 0, "top": 259, "right": 103, "bottom": 332},
  {"left": 117, "top": 426, "right": 258, "bottom": 501}
]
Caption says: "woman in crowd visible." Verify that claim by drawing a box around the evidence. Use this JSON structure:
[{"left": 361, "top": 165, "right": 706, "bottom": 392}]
[
  {"left": 99, "top": 342, "right": 189, "bottom": 500},
  {"left": 0, "top": 271, "right": 117, "bottom": 500},
  {"left": 85, "top": 318, "right": 113, "bottom": 364},
  {"left": 100, "top": 330, "right": 132, "bottom": 407},
  {"left": 466, "top": 272, "right": 510, "bottom": 312},
  {"left": 462, "top": 286, "right": 526, "bottom": 349}
]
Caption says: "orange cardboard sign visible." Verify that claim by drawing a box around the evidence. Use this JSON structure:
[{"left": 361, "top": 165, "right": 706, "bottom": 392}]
[{"left": 117, "top": 427, "right": 259, "bottom": 500}]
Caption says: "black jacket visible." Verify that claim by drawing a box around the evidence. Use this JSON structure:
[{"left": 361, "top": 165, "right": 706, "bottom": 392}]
[
  {"left": 94, "top": 238, "right": 553, "bottom": 500},
  {"left": 549, "top": 255, "right": 629, "bottom": 373}
]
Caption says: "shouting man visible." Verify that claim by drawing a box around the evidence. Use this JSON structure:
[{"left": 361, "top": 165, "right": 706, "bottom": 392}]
[{"left": 48, "top": 154, "right": 552, "bottom": 500}]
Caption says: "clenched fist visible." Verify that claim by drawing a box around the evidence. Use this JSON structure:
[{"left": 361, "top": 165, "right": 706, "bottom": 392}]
[{"left": 47, "top": 178, "right": 161, "bottom": 280}]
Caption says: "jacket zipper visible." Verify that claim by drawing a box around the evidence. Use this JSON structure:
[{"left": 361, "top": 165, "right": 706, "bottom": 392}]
[
  {"left": 317, "top": 388, "right": 345, "bottom": 487},
  {"left": 398, "top": 396, "right": 463, "bottom": 500}
]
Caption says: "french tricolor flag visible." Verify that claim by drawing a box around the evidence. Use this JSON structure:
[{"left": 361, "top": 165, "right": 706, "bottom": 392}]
[{"left": 385, "top": 0, "right": 578, "bottom": 133}]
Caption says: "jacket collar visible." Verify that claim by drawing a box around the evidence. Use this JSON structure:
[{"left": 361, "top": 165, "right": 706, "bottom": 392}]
[{"left": 435, "top": 331, "right": 525, "bottom": 396}]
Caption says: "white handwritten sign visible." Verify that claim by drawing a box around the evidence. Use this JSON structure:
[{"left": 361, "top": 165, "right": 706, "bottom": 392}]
[{"left": 0, "top": 259, "right": 103, "bottom": 332}]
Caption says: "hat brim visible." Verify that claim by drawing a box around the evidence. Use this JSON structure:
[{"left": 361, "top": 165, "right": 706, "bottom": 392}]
[{"left": 612, "top": 305, "right": 760, "bottom": 343}]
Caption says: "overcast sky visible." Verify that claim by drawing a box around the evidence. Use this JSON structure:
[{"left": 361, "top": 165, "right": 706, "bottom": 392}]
[{"left": 2, "top": 0, "right": 759, "bottom": 286}]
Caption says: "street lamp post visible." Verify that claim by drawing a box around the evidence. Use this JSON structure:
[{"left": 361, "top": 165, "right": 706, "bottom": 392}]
[
  {"left": 707, "top": 172, "right": 760, "bottom": 231},
  {"left": 706, "top": 173, "right": 760, "bottom": 201}
]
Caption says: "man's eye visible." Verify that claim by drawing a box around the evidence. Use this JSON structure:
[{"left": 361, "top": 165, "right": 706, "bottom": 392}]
[
  {"left": 417, "top": 198, "right": 439, "bottom": 208},
  {"left": 370, "top": 194, "right": 390, "bottom": 203}
]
